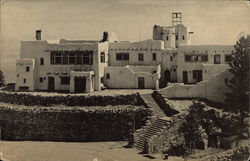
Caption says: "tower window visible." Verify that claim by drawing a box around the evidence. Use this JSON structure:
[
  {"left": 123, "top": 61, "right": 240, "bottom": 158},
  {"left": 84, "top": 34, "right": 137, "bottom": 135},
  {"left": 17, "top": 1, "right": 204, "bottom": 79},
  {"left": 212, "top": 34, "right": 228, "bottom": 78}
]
[
  {"left": 23, "top": 78, "right": 26, "bottom": 83},
  {"left": 175, "top": 35, "right": 178, "bottom": 40},
  {"left": 152, "top": 53, "right": 156, "bottom": 61},
  {"left": 170, "top": 56, "right": 173, "bottom": 61},
  {"left": 166, "top": 36, "right": 168, "bottom": 41},
  {"left": 40, "top": 57, "right": 44, "bottom": 65},
  {"left": 26, "top": 66, "right": 30, "bottom": 72},
  {"left": 100, "top": 52, "right": 105, "bottom": 63},
  {"left": 182, "top": 35, "right": 185, "bottom": 40}
]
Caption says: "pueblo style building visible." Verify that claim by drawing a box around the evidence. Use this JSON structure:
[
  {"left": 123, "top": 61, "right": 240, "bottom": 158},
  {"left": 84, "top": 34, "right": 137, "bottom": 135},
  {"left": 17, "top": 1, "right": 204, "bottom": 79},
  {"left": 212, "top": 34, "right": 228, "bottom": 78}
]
[{"left": 15, "top": 13, "right": 234, "bottom": 93}]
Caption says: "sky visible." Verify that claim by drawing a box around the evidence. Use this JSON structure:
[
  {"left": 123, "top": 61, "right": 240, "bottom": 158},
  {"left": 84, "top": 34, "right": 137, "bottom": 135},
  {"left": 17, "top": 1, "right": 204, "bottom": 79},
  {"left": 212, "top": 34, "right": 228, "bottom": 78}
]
[{"left": 0, "top": 0, "right": 250, "bottom": 82}]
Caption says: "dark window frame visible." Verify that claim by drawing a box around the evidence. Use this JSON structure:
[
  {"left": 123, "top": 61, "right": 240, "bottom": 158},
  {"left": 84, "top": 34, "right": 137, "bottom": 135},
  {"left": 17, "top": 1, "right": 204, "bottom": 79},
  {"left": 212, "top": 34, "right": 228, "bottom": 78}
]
[
  {"left": 138, "top": 53, "right": 144, "bottom": 61},
  {"left": 40, "top": 57, "right": 44, "bottom": 65},
  {"left": 61, "top": 76, "right": 70, "bottom": 85},
  {"left": 26, "top": 66, "right": 30, "bottom": 72},
  {"left": 101, "top": 52, "right": 105, "bottom": 63},
  {"left": 152, "top": 53, "right": 157, "bottom": 61}
]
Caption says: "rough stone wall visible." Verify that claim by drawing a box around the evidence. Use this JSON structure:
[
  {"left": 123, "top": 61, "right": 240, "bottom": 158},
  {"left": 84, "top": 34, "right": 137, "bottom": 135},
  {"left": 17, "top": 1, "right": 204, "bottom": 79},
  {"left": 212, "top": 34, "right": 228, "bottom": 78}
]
[
  {"left": 0, "top": 103, "right": 152, "bottom": 141},
  {"left": 152, "top": 90, "right": 180, "bottom": 116},
  {"left": 147, "top": 112, "right": 188, "bottom": 154},
  {"left": 0, "top": 91, "right": 141, "bottom": 106}
]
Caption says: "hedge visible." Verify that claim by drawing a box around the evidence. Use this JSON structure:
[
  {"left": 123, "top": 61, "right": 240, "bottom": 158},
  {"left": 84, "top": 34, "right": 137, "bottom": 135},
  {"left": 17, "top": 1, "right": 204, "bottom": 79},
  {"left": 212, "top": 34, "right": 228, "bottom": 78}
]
[
  {"left": 0, "top": 91, "right": 142, "bottom": 107},
  {"left": 0, "top": 103, "right": 153, "bottom": 141}
]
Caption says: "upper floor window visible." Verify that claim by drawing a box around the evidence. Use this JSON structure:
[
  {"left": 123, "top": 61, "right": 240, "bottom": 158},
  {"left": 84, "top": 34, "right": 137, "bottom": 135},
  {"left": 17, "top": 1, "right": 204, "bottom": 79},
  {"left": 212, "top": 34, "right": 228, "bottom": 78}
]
[
  {"left": 26, "top": 66, "right": 30, "bottom": 72},
  {"left": 23, "top": 78, "right": 26, "bottom": 83},
  {"left": 166, "top": 36, "right": 168, "bottom": 41},
  {"left": 138, "top": 53, "right": 144, "bottom": 61},
  {"left": 175, "top": 35, "right": 178, "bottom": 40},
  {"left": 152, "top": 53, "right": 156, "bottom": 61},
  {"left": 100, "top": 52, "right": 105, "bottom": 63},
  {"left": 182, "top": 35, "right": 185, "bottom": 40},
  {"left": 40, "top": 58, "right": 44, "bottom": 65},
  {"left": 224, "top": 54, "right": 232, "bottom": 63},
  {"left": 50, "top": 50, "right": 93, "bottom": 65},
  {"left": 116, "top": 53, "right": 129, "bottom": 61},
  {"left": 185, "top": 55, "right": 192, "bottom": 62},
  {"left": 170, "top": 56, "right": 173, "bottom": 61},
  {"left": 201, "top": 55, "right": 208, "bottom": 62},
  {"left": 214, "top": 54, "right": 221, "bottom": 64}
]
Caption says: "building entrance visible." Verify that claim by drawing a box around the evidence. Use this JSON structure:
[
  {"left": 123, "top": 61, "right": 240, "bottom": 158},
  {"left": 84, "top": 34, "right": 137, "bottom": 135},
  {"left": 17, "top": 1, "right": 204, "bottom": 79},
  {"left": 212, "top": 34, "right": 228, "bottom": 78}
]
[
  {"left": 138, "top": 77, "right": 145, "bottom": 89},
  {"left": 74, "top": 77, "right": 86, "bottom": 93},
  {"left": 183, "top": 71, "right": 188, "bottom": 84},
  {"left": 48, "top": 77, "right": 55, "bottom": 91}
]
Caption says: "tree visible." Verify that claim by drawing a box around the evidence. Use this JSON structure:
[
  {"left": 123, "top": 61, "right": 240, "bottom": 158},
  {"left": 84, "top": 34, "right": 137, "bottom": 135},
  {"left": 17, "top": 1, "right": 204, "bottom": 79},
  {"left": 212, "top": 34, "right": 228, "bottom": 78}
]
[
  {"left": 225, "top": 35, "right": 250, "bottom": 113},
  {"left": 0, "top": 70, "right": 5, "bottom": 87}
]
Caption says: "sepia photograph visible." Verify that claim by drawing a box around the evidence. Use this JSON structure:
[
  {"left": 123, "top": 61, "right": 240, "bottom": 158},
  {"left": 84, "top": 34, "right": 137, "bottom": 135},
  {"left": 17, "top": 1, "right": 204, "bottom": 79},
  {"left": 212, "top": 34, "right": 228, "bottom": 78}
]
[{"left": 0, "top": 0, "right": 249, "bottom": 160}]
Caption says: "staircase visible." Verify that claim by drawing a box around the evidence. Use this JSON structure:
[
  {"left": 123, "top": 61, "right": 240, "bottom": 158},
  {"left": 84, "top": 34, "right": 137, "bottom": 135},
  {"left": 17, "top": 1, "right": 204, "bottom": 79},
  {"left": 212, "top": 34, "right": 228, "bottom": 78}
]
[
  {"left": 141, "top": 93, "right": 166, "bottom": 118},
  {"left": 134, "top": 93, "right": 170, "bottom": 152},
  {"left": 135, "top": 117, "right": 170, "bottom": 151}
]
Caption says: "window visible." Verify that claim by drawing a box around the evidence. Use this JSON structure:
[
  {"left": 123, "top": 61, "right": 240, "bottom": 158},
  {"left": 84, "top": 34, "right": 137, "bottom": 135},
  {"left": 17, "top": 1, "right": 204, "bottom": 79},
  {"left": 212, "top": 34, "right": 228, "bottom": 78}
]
[
  {"left": 214, "top": 54, "right": 221, "bottom": 64},
  {"left": 26, "top": 66, "right": 30, "bottom": 72},
  {"left": 185, "top": 55, "right": 192, "bottom": 62},
  {"left": 182, "top": 35, "right": 185, "bottom": 40},
  {"left": 138, "top": 53, "right": 144, "bottom": 61},
  {"left": 193, "top": 70, "right": 203, "bottom": 82},
  {"left": 23, "top": 78, "right": 26, "bottom": 83},
  {"left": 101, "top": 52, "right": 105, "bottom": 63},
  {"left": 201, "top": 55, "right": 208, "bottom": 62},
  {"left": 176, "top": 34, "right": 178, "bottom": 40},
  {"left": 40, "top": 58, "right": 44, "bottom": 65},
  {"left": 116, "top": 53, "right": 129, "bottom": 61},
  {"left": 225, "top": 54, "right": 232, "bottom": 63},
  {"left": 152, "top": 53, "right": 156, "bottom": 61},
  {"left": 106, "top": 73, "right": 110, "bottom": 79},
  {"left": 55, "top": 53, "right": 62, "bottom": 64},
  {"left": 61, "top": 76, "right": 70, "bottom": 85},
  {"left": 166, "top": 36, "right": 168, "bottom": 41},
  {"left": 194, "top": 55, "right": 199, "bottom": 62},
  {"left": 69, "top": 53, "right": 76, "bottom": 64},
  {"left": 39, "top": 77, "right": 43, "bottom": 83},
  {"left": 101, "top": 77, "right": 104, "bottom": 83},
  {"left": 170, "top": 56, "right": 173, "bottom": 61},
  {"left": 50, "top": 50, "right": 93, "bottom": 65}
]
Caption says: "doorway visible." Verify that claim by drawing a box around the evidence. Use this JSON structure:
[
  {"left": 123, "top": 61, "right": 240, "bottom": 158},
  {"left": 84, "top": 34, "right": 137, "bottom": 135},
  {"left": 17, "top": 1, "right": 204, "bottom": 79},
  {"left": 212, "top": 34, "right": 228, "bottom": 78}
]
[
  {"left": 48, "top": 77, "right": 55, "bottom": 91},
  {"left": 183, "top": 71, "right": 188, "bottom": 84},
  {"left": 74, "top": 77, "right": 86, "bottom": 93},
  {"left": 164, "top": 70, "right": 171, "bottom": 82},
  {"left": 138, "top": 77, "right": 145, "bottom": 89}
]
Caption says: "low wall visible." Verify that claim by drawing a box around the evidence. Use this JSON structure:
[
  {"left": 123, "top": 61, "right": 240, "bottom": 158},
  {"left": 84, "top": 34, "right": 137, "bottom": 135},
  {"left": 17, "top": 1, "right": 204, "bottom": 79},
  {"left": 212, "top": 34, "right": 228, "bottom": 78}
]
[
  {"left": 0, "top": 103, "right": 152, "bottom": 141},
  {"left": 161, "top": 70, "right": 233, "bottom": 103},
  {"left": 152, "top": 91, "right": 180, "bottom": 116},
  {"left": 0, "top": 91, "right": 141, "bottom": 106}
]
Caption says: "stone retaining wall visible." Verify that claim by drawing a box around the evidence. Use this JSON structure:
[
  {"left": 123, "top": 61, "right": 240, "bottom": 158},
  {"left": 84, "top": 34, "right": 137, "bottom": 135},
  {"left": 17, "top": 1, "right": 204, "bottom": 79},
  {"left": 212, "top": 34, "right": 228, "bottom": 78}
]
[
  {"left": 0, "top": 91, "right": 141, "bottom": 106},
  {"left": 0, "top": 103, "right": 152, "bottom": 141}
]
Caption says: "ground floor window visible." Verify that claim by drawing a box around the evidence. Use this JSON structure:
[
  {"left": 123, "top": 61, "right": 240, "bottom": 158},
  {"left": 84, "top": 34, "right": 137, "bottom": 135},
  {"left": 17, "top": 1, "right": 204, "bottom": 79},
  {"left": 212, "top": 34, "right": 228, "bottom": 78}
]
[
  {"left": 61, "top": 76, "right": 70, "bottom": 85},
  {"left": 192, "top": 70, "right": 202, "bottom": 82}
]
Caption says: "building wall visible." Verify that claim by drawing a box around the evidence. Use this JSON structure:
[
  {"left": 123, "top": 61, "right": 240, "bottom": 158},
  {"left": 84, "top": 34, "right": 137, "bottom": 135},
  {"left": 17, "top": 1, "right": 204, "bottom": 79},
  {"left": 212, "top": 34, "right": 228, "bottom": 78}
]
[
  {"left": 161, "top": 49, "right": 178, "bottom": 83},
  {"left": 203, "top": 64, "right": 229, "bottom": 81},
  {"left": 17, "top": 40, "right": 108, "bottom": 92},
  {"left": 104, "top": 65, "right": 160, "bottom": 89},
  {"left": 161, "top": 70, "right": 233, "bottom": 103},
  {"left": 15, "top": 59, "right": 36, "bottom": 91},
  {"left": 109, "top": 39, "right": 164, "bottom": 66},
  {"left": 174, "top": 24, "right": 190, "bottom": 47},
  {"left": 177, "top": 45, "right": 234, "bottom": 83},
  {"left": 153, "top": 25, "right": 176, "bottom": 48}
]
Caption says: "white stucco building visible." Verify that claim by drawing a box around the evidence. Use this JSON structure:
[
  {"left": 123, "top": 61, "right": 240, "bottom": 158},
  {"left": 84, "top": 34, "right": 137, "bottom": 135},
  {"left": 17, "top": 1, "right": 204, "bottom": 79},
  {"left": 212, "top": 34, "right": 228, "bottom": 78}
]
[{"left": 15, "top": 13, "right": 235, "bottom": 92}]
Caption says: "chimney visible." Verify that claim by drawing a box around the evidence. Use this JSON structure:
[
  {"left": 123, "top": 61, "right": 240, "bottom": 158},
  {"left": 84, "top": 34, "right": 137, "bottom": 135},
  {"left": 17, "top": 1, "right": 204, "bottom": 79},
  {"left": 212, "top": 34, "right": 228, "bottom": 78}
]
[
  {"left": 36, "top": 30, "right": 42, "bottom": 40},
  {"left": 101, "top": 31, "right": 109, "bottom": 42}
]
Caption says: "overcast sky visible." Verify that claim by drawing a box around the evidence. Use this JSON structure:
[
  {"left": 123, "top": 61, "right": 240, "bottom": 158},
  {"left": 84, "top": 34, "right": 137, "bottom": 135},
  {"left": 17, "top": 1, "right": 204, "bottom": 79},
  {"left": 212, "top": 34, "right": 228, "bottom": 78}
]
[{"left": 1, "top": 0, "right": 250, "bottom": 82}]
